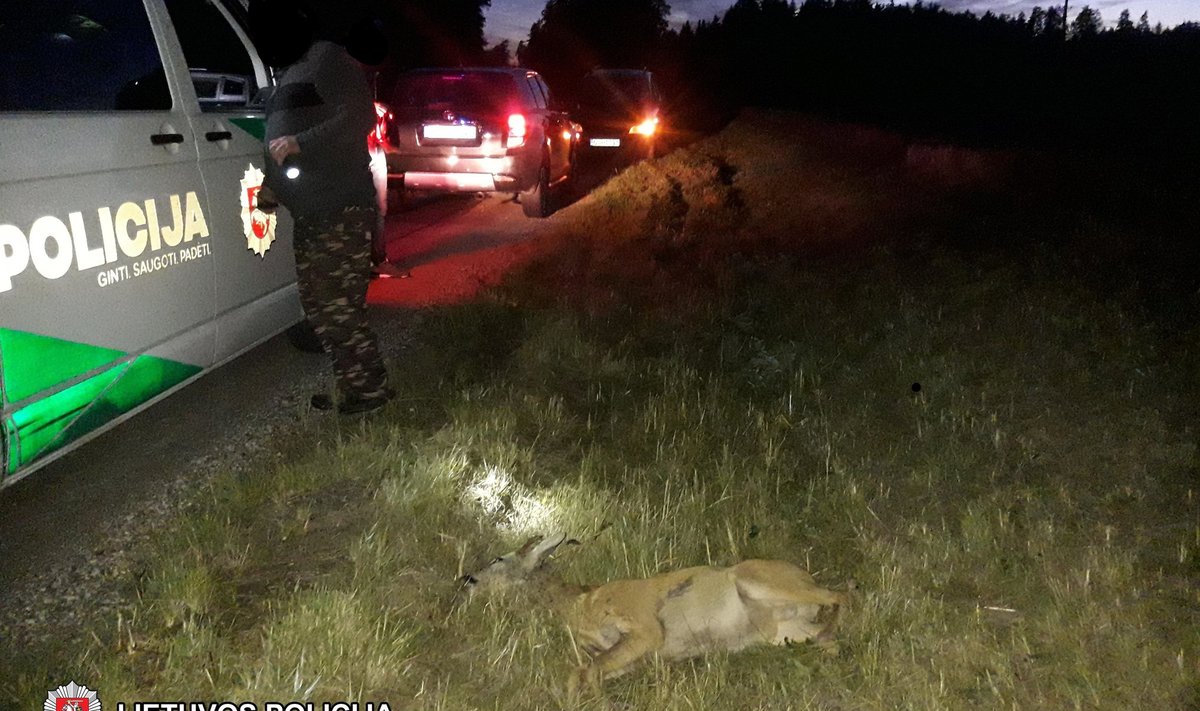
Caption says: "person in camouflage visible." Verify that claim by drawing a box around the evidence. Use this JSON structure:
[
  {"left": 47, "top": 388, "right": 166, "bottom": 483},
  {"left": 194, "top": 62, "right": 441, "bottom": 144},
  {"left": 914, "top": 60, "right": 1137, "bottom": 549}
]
[
  {"left": 292, "top": 206, "right": 390, "bottom": 409},
  {"left": 249, "top": 0, "right": 392, "bottom": 414}
]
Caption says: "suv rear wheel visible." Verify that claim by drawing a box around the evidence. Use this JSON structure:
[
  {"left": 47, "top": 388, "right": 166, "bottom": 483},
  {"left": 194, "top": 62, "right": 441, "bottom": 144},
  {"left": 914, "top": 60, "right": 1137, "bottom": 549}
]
[{"left": 520, "top": 162, "right": 551, "bottom": 218}]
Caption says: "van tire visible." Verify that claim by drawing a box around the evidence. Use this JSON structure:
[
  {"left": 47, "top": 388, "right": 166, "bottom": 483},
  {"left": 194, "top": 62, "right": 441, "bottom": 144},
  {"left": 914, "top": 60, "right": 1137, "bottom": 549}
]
[
  {"left": 520, "top": 163, "right": 551, "bottom": 218},
  {"left": 286, "top": 320, "right": 325, "bottom": 354}
]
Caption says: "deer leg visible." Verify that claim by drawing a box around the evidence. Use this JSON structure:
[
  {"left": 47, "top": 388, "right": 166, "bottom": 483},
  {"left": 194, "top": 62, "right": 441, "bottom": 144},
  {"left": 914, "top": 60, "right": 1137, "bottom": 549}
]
[
  {"left": 566, "top": 614, "right": 665, "bottom": 700},
  {"left": 812, "top": 591, "right": 849, "bottom": 650},
  {"left": 583, "top": 624, "right": 665, "bottom": 686},
  {"left": 736, "top": 566, "right": 845, "bottom": 606},
  {"left": 734, "top": 562, "right": 850, "bottom": 647}
]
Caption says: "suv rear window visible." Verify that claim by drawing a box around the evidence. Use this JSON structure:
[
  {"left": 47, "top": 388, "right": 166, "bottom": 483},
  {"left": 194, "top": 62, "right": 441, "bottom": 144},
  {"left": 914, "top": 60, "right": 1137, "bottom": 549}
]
[{"left": 394, "top": 72, "right": 518, "bottom": 115}]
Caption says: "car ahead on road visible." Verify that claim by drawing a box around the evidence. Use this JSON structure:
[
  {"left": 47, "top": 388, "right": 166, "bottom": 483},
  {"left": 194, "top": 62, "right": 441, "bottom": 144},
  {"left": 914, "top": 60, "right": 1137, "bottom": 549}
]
[
  {"left": 384, "top": 67, "right": 580, "bottom": 218},
  {"left": 575, "top": 69, "right": 665, "bottom": 162}
]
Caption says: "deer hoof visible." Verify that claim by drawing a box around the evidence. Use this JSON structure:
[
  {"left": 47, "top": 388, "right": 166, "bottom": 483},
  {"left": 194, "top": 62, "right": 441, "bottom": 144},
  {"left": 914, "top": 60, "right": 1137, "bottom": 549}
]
[{"left": 567, "top": 663, "right": 603, "bottom": 699}]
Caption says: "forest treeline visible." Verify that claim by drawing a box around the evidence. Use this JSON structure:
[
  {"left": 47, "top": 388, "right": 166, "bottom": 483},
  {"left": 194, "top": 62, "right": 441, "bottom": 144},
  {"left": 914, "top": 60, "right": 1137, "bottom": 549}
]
[
  {"left": 663, "top": 0, "right": 1200, "bottom": 154},
  {"left": 365, "top": 0, "right": 1200, "bottom": 156}
]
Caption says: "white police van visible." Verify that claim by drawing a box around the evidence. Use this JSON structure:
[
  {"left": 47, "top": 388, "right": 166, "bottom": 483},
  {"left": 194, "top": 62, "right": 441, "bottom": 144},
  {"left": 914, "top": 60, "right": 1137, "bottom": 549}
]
[{"left": 0, "top": 0, "right": 304, "bottom": 486}]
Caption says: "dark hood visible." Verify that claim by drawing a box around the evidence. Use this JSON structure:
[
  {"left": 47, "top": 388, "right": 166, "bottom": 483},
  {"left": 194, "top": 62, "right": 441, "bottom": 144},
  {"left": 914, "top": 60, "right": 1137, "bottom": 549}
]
[{"left": 247, "top": 0, "right": 315, "bottom": 69}]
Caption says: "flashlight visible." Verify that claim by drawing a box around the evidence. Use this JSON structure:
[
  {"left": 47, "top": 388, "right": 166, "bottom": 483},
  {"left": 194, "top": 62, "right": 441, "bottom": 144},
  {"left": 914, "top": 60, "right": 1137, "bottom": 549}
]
[{"left": 285, "top": 165, "right": 301, "bottom": 180}]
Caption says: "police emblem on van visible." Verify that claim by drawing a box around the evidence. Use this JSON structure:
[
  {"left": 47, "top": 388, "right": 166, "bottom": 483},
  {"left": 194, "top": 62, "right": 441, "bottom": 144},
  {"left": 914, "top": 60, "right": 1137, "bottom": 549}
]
[{"left": 240, "top": 165, "right": 277, "bottom": 257}]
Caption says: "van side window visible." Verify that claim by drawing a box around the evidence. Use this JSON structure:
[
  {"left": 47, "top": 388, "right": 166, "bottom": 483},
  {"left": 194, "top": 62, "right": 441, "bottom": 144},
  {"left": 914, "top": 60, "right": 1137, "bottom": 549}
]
[
  {"left": 164, "top": 0, "right": 261, "bottom": 112},
  {"left": 535, "top": 77, "right": 555, "bottom": 108},
  {"left": 525, "top": 76, "right": 547, "bottom": 110},
  {"left": 0, "top": 1, "right": 171, "bottom": 112}
]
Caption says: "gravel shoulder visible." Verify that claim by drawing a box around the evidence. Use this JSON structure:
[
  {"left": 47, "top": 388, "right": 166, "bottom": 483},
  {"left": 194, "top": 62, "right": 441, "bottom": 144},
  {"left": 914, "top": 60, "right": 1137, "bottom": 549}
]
[{"left": 0, "top": 313, "right": 416, "bottom": 659}]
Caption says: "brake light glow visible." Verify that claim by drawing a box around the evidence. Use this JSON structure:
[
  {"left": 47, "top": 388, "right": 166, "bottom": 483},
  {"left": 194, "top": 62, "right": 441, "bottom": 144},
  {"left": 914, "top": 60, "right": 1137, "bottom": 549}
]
[
  {"left": 629, "top": 116, "right": 659, "bottom": 136},
  {"left": 370, "top": 101, "right": 392, "bottom": 149},
  {"left": 506, "top": 114, "right": 527, "bottom": 148}
]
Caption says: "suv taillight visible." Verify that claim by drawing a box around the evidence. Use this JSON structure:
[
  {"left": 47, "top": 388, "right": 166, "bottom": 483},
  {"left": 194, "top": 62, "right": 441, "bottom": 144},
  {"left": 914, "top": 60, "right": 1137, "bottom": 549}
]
[
  {"left": 370, "top": 101, "right": 392, "bottom": 150},
  {"left": 506, "top": 113, "right": 527, "bottom": 148}
]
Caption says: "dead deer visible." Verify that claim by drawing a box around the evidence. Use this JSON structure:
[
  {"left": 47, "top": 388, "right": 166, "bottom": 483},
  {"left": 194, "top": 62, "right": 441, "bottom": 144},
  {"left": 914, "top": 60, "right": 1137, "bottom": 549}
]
[{"left": 462, "top": 533, "right": 849, "bottom": 696}]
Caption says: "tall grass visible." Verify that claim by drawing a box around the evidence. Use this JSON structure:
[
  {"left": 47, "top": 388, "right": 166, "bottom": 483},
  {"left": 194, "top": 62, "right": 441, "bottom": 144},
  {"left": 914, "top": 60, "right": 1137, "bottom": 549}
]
[{"left": 3, "top": 111, "right": 1196, "bottom": 710}]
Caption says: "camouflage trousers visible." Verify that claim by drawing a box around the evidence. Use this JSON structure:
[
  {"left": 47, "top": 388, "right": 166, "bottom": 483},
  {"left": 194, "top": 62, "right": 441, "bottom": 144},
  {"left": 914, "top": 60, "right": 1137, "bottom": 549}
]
[{"left": 294, "top": 205, "right": 390, "bottom": 400}]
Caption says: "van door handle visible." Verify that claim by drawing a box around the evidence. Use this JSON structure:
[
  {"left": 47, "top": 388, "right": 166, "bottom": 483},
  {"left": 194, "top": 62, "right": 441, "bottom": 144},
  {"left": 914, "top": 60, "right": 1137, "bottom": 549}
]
[
  {"left": 150, "top": 133, "right": 185, "bottom": 146},
  {"left": 205, "top": 131, "right": 233, "bottom": 142}
]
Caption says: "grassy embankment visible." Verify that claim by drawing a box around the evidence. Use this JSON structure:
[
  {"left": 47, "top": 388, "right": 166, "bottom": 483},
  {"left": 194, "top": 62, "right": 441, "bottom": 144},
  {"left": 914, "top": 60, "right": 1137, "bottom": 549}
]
[{"left": 5, "top": 111, "right": 1198, "bottom": 709}]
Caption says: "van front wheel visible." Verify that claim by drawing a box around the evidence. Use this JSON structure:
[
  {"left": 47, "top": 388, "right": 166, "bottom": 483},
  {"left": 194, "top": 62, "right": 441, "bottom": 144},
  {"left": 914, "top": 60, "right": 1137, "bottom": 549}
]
[{"left": 286, "top": 320, "right": 325, "bottom": 354}]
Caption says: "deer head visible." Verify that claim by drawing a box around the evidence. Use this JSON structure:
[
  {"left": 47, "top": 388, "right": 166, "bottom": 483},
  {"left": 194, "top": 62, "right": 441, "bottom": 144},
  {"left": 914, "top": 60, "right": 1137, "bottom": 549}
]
[{"left": 462, "top": 532, "right": 570, "bottom": 594}]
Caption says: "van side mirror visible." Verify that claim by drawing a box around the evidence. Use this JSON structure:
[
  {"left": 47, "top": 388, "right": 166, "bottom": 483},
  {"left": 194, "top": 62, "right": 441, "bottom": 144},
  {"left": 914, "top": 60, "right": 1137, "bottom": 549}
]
[{"left": 251, "top": 86, "right": 275, "bottom": 107}]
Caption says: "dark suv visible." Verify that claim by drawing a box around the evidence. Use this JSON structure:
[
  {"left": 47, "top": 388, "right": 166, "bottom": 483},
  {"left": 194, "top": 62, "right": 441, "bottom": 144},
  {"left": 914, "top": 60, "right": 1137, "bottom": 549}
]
[
  {"left": 575, "top": 69, "right": 664, "bottom": 161},
  {"left": 384, "top": 67, "right": 579, "bottom": 217}
]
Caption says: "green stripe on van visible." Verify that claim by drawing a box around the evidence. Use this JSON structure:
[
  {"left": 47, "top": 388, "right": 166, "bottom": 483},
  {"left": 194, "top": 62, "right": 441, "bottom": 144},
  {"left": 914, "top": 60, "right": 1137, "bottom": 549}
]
[
  {"left": 11, "top": 362, "right": 129, "bottom": 470},
  {"left": 1, "top": 329, "right": 201, "bottom": 475},
  {"left": 230, "top": 116, "right": 266, "bottom": 140},
  {"left": 1, "top": 329, "right": 124, "bottom": 403}
]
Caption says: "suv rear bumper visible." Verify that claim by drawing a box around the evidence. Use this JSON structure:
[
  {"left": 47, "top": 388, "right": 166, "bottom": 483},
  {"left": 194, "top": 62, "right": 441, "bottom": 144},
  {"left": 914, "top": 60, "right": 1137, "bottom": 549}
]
[
  {"left": 398, "top": 172, "right": 499, "bottom": 191},
  {"left": 385, "top": 153, "right": 530, "bottom": 193}
]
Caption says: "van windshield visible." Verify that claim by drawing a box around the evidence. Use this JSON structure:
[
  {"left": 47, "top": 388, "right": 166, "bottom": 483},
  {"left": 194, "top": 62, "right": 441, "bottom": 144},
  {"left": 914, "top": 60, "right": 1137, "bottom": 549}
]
[{"left": 579, "top": 73, "right": 653, "bottom": 108}]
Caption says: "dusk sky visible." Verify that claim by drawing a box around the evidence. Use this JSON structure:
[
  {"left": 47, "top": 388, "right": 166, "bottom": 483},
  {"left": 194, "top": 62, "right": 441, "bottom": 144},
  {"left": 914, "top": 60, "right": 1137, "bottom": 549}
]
[{"left": 483, "top": 0, "right": 1200, "bottom": 45}]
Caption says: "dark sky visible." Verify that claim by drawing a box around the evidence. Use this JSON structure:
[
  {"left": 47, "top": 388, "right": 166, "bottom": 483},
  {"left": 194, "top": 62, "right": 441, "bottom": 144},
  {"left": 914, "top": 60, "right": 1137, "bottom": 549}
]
[{"left": 483, "top": 0, "right": 1199, "bottom": 45}]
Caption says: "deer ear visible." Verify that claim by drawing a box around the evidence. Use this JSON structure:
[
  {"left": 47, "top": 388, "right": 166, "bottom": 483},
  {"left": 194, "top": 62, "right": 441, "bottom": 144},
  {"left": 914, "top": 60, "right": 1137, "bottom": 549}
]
[
  {"left": 516, "top": 538, "right": 544, "bottom": 554},
  {"left": 522, "top": 532, "right": 568, "bottom": 570},
  {"left": 515, "top": 536, "right": 543, "bottom": 557}
]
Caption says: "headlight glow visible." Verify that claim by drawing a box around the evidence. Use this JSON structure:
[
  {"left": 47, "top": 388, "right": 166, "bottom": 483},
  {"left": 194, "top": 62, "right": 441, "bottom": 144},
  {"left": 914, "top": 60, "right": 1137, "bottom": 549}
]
[{"left": 629, "top": 117, "right": 659, "bottom": 136}]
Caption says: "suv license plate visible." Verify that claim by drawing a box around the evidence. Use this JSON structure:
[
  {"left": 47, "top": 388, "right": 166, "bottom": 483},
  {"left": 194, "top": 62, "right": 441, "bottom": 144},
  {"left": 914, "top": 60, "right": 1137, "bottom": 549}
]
[
  {"left": 423, "top": 124, "right": 478, "bottom": 140},
  {"left": 589, "top": 138, "right": 621, "bottom": 148}
]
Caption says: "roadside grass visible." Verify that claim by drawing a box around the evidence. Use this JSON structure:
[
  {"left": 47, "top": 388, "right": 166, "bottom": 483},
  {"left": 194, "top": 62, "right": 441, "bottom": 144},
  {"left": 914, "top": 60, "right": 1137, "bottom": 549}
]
[{"left": 4, "top": 110, "right": 1198, "bottom": 709}]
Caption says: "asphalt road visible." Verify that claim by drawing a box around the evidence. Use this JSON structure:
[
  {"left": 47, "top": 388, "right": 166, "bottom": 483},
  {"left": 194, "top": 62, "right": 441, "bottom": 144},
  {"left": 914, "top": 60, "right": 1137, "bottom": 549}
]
[{"left": 370, "top": 192, "right": 549, "bottom": 307}]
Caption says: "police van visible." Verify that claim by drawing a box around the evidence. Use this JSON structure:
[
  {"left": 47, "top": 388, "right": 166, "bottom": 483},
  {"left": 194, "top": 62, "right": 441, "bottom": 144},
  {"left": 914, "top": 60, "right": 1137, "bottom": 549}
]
[{"left": 0, "top": 0, "right": 306, "bottom": 487}]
